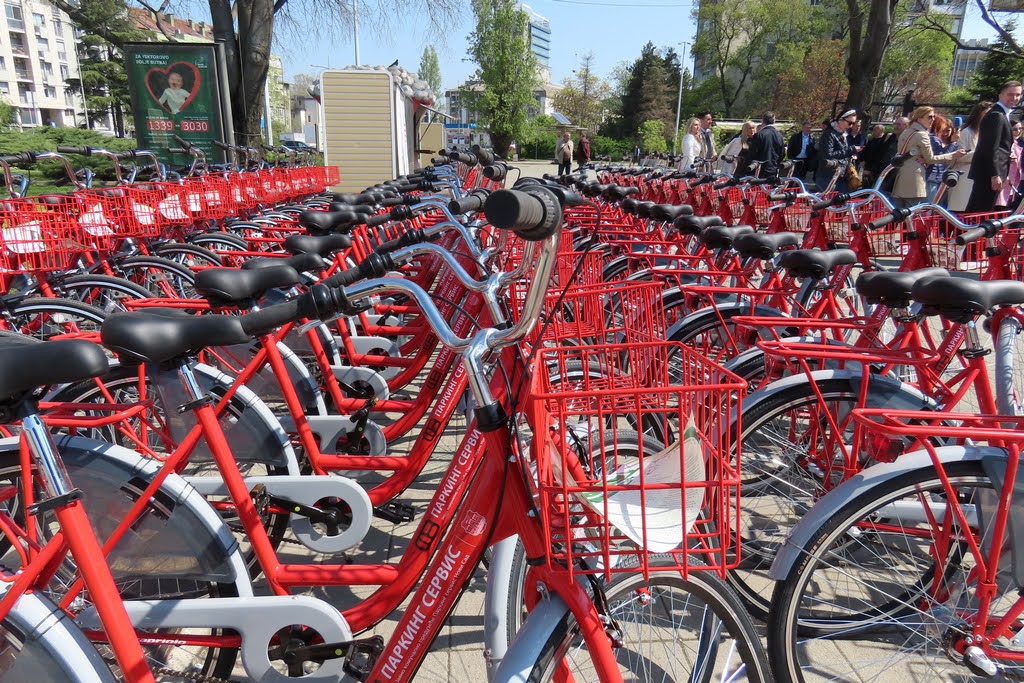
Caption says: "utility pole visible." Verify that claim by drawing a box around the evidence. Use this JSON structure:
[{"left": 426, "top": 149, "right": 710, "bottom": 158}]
[
  {"left": 353, "top": 0, "right": 361, "bottom": 66},
  {"left": 673, "top": 41, "right": 689, "bottom": 156}
]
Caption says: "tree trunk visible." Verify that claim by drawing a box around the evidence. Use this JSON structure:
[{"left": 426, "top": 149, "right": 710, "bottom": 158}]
[{"left": 844, "top": 0, "right": 897, "bottom": 115}]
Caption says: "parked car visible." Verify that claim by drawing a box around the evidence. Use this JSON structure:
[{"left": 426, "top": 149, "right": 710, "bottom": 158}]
[{"left": 280, "top": 140, "right": 317, "bottom": 153}]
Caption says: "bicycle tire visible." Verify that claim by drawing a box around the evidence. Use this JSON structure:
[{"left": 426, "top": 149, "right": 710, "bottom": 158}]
[
  {"left": 0, "top": 447, "right": 242, "bottom": 681},
  {"left": 524, "top": 560, "right": 771, "bottom": 682},
  {"left": 0, "top": 586, "right": 117, "bottom": 681},
  {"left": 47, "top": 363, "right": 293, "bottom": 579},
  {"left": 54, "top": 274, "right": 152, "bottom": 314},
  {"left": 3, "top": 297, "right": 108, "bottom": 340},
  {"left": 727, "top": 375, "right": 935, "bottom": 621},
  {"left": 995, "top": 313, "right": 1024, "bottom": 416},
  {"left": 116, "top": 255, "right": 198, "bottom": 299},
  {"left": 152, "top": 242, "right": 223, "bottom": 269},
  {"left": 767, "top": 459, "right": 1020, "bottom": 682}
]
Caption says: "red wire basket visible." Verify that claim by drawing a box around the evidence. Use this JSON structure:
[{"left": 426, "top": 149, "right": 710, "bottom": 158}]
[
  {"left": 0, "top": 198, "right": 82, "bottom": 273},
  {"left": 527, "top": 341, "right": 744, "bottom": 580},
  {"left": 914, "top": 210, "right": 1013, "bottom": 276},
  {"left": 151, "top": 182, "right": 194, "bottom": 232},
  {"left": 537, "top": 280, "right": 668, "bottom": 346},
  {"left": 183, "top": 176, "right": 234, "bottom": 221}
]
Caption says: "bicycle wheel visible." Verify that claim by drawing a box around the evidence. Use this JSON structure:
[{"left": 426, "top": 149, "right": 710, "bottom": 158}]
[
  {"left": 54, "top": 275, "right": 152, "bottom": 315},
  {"left": 501, "top": 430, "right": 665, "bottom": 644},
  {"left": 728, "top": 375, "right": 933, "bottom": 621},
  {"left": 116, "top": 255, "right": 198, "bottom": 299},
  {"left": 768, "top": 459, "right": 1022, "bottom": 682},
  {"left": 48, "top": 364, "right": 293, "bottom": 579},
  {"left": 2, "top": 297, "right": 107, "bottom": 340},
  {"left": 0, "top": 586, "right": 116, "bottom": 681},
  {"left": 152, "top": 242, "right": 222, "bottom": 269},
  {"left": 525, "top": 563, "right": 771, "bottom": 682},
  {"left": 667, "top": 304, "right": 787, "bottom": 371},
  {"left": 0, "top": 449, "right": 241, "bottom": 681},
  {"left": 994, "top": 313, "right": 1024, "bottom": 416}
]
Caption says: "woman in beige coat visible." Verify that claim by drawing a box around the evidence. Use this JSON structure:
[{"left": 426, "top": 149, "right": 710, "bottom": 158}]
[
  {"left": 893, "top": 106, "right": 965, "bottom": 208},
  {"left": 947, "top": 101, "right": 993, "bottom": 212}
]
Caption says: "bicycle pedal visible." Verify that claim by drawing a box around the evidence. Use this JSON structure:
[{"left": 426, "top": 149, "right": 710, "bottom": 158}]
[
  {"left": 250, "top": 483, "right": 270, "bottom": 518},
  {"left": 374, "top": 500, "right": 416, "bottom": 523},
  {"left": 343, "top": 635, "right": 384, "bottom": 681}
]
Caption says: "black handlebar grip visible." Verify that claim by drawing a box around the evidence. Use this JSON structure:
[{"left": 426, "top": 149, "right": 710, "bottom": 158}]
[
  {"left": 811, "top": 198, "right": 833, "bottom": 211},
  {"left": 450, "top": 152, "right": 478, "bottom": 167},
  {"left": 364, "top": 213, "right": 392, "bottom": 228},
  {"left": 322, "top": 253, "right": 396, "bottom": 288},
  {"left": 213, "top": 140, "right": 231, "bottom": 150},
  {"left": 0, "top": 152, "right": 30, "bottom": 165},
  {"left": 379, "top": 196, "right": 405, "bottom": 207},
  {"left": 56, "top": 145, "right": 93, "bottom": 156},
  {"left": 449, "top": 192, "right": 487, "bottom": 214},
  {"left": 483, "top": 163, "right": 507, "bottom": 181},
  {"left": 331, "top": 193, "right": 359, "bottom": 204},
  {"left": 168, "top": 148, "right": 188, "bottom": 155},
  {"left": 483, "top": 187, "right": 562, "bottom": 241},
  {"left": 172, "top": 135, "right": 193, "bottom": 152},
  {"left": 472, "top": 145, "right": 496, "bottom": 166},
  {"left": 955, "top": 225, "right": 991, "bottom": 245},
  {"left": 866, "top": 207, "right": 910, "bottom": 230},
  {"left": 114, "top": 151, "right": 138, "bottom": 160}
]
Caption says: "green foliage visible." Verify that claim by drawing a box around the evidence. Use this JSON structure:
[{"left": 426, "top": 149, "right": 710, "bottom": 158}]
[
  {"left": 590, "top": 135, "right": 630, "bottom": 160},
  {"left": 0, "top": 127, "right": 135, "bottom": 185},
  {"left": 59, "top": 0, "right": 144, "bottom": 136},
  {"left": 878, "top": 16, "right": 957, "bottom": 106},
  {"left": 693, "top": 0, "right": 824, "bottom": 116},
  {"left": 554, "top": 53, "right": 611, "bottom": 133},
  {"left": 967, "top": 20, "right": 1024, "bottom": 101},
  {"left": 608, "top": 43, "right": 680, "bottom": 143},
  {"left": 519, "top": 114, "right": 557, "bottom": 160},
  {"left": 465, "top": 0, "right": 539, "bottom": 155},
  {"left": 418, "top": 45, "right": 443, "bottom": 97},
  {"left": 0, "top": 100, "right": 16, "bottom": 129},
  {"left": 638, "top": 120, "right": 668, "bottom": 153}
]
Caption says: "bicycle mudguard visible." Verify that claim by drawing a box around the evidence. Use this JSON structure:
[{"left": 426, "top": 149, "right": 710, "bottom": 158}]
[
  {"left": 0, "top": 581, "right": 117, "bottom": 682},
  {"left": 979, "top": 456, "right": 1024, "bottom": 589},
  {"left": 665, "top": 301, "right": 790, "bottom": 340},
  {"left": 491, "top": 591, "right": 574, "bottom": 683},
  {"left": 0, "top": 435, "right": 251, "bottom": 590},
  {"left": 740, "top": 368, "right": 936, "bottom": 416},
  {"left": 153, "top": 362, "right": 301, "bottom": 472},
  {"left": 769, "top": 446, "right": 1007, "bottom": 580}
]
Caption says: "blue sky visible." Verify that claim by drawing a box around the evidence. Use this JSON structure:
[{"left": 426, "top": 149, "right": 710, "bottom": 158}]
[
  {"left": 275, "top": 0, "right": 1008, "bottom": 94},
  {"left": 276, "top": 0, "right": 699, "bottom": 92}
]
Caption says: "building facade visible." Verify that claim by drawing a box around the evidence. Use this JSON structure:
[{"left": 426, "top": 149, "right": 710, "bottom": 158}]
[
  {"left": 949, "top": 38, "right": 988, "bottom": 89},
  {"left": 520, "top": 3, "right": 551, "bottom": 83},
  {"left": 0, "top": 0, "right": 86, "bottom": 128}
]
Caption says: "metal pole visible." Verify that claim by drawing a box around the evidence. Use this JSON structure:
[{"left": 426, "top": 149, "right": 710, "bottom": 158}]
[
  {"left": 673, "top": 41, "right": 688, "bottom": 155},
  {"left": 263, "top": 75, "right": 273, "bottom": 145},
  {"left": 353, "top": 0, "right": 361, "bottom": 66}
]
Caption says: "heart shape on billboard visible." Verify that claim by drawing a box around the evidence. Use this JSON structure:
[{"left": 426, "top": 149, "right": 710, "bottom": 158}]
[{"left": 144, "top": 61, "right": 201, "bottom": 115}]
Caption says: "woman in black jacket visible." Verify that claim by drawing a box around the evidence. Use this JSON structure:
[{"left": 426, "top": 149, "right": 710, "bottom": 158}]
[{"left": 815, "top": 110, "right": 857, "bottom": 192}]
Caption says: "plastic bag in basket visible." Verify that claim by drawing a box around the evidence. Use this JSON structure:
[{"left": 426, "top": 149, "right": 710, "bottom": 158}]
[
  {"left": 131, "top": 200, "right": 157, "bottom": 227},
  {"left": 2, "top": 220, "right": 45, "bottom": 254},
  {"left": 159, "top": 194, "right": 189, "bottom": 222},
  {"left": 79, "top": 202, "right": 116, "bottom": 239},
  {"left": 575, "top": 416, "right": 705, "bottom": 553}
]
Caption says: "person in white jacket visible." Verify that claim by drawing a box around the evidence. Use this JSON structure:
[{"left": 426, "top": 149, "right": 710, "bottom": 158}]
[
  {"left": 947, "top": 101, "right": 993, "bottom": 212},
  {"left": 678, "top": 118, "right": 702, "bottom": 172}
]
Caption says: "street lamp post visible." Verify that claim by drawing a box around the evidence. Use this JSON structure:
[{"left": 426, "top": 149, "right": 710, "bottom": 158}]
[
  {"left": 353, "top": 0, "right": 361, "bottom": 66},
  {"left": 673, "top": 41, "right": 689, "bottom": 156}
]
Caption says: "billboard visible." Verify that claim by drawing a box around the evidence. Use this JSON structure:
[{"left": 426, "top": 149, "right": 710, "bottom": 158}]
[{"left": 124, "top": 42, "right": 230, "bottom": 164}]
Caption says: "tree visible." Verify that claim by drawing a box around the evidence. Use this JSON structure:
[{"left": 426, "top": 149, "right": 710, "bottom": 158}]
[
  {"left": 58, "top": 0, "right": 144, "bottom": 134},
  {"left": 876, "top": 17, "right": 956, "bottom": 110},
  {"left": 843, "top": 0, "right": 900, "bottom": 113},
  {"left": 691, "top": 0, "right": 820, "bottom": 116},
  {"left": 638, "top": 120, "right": 668, "bottom": 153},
  {"left": 553, "top": 53, "right": 610, "bottom": 133},
  {"left": 609, "top": 43, "right": 677, "bottom": 142},
  {"left": 418, "top": 45, "right": 442, "bottom": 98},
  {"left": 966, "top": 20, "right": 1024, "bottom": 100},
  {"left": 53, "top": 0, "right": 462, "bottom": 142},
  {"left": 464, "top": 0, "right": 539, "bottom": 155},
  {"left": 771, "top": 39, "right": 848, "bottom": 122}
]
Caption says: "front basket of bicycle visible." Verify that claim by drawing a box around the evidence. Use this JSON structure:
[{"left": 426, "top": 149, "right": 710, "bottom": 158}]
[{"left": 527, "top": 341, "right": 745, "bottom": 580}]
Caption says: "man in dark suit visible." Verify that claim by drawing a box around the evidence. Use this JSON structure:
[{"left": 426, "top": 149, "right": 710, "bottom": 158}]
[
  {"left": 967, "top": 80, "right": 1023, "bottom": 212},
  {"left": 749, "top": 111, "right": 785, "bottom": 180},
  {"left": 786, "top": 121, "right": 816, "bottom": 179}
]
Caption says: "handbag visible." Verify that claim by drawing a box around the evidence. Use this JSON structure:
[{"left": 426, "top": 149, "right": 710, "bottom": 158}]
[{"left": 846, "top": 163, "right": 862, "bottom": 190}]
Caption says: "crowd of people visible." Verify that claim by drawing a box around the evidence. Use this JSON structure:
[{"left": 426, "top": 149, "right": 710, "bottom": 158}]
[{"left": 620, "top": 80, "right": 1024, "bottom": 215}]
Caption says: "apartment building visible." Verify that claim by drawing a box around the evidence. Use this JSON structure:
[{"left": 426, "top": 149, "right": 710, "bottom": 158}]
[{"left": 0, "top": 0, "right": 86, "bottom": 128}]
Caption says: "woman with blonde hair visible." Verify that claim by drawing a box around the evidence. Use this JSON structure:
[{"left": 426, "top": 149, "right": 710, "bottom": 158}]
[
  {"left": 719, "top": 121, "right": 757, "bottom": 174},
  {"left": 678, "top": 117, "right": 702, "bottom": 172},
  {"left": 947, "top": 101, "right": 993, "bottom": 211},
  {"left": 892, "top": 106, "right": 965, "bottom": 208}
]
